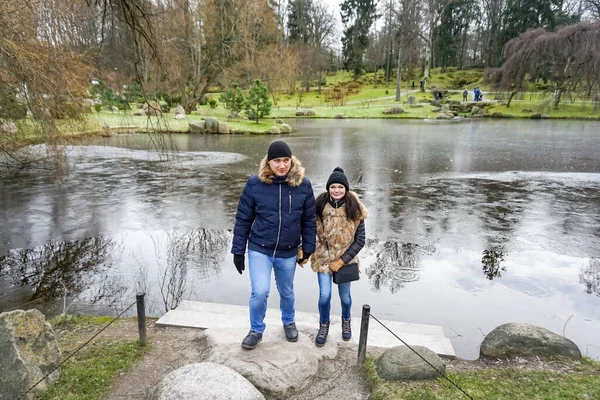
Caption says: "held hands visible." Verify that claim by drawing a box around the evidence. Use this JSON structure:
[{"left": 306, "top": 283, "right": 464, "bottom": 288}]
[
  {"left": 329, "top": 259, "right": 344, "bottom": 272},
  {"left": 297, "top": 248, "right": 311, "bottom": 267},
  {"left": 233, "top": 254, "right": 245, "bottom": 275}
]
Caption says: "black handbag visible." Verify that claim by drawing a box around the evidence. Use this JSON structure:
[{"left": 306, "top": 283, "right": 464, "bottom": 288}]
[{"left": 332, "top": 263, "right": 360, "bottom": 284}]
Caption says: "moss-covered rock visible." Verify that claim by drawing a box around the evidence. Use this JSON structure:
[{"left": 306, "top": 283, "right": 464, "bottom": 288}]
[{"left": 0, "top": 309, "right": 62, "bottom": 399}]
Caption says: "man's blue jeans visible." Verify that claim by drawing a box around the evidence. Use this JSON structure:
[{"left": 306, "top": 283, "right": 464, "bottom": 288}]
[
  {"left": 317, "top": 272, "right": 352, "bottom": 323},
  {"left": 248, "top": 250, "right": 297, "bottom": 333}
]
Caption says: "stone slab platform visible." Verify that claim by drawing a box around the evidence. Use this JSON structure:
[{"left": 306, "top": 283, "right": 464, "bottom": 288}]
[{"left": 156, "top": 300, "right": 455, "bottom": 357}]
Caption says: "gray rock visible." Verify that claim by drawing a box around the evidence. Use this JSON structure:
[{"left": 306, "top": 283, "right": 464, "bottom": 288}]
[
  {"left": 334, "top": 114, "right": 346, "bottom": 119},
  {"left": 431, "top": 100, "right": 441, "bottom": 107},
  {"left": 471, "top": 106, "right": 480, "bottom": 115},
  {"left": 275, "top": 119, "right": 284, "bottom": 124},
  {"left": 305, "top": 109, "right": 316, "bottom": 116},
  {"left": 175, "top": 105, "right": 185, "bottom": 115},
  {"left": 132, "top": 109, "right": 146, "bottom": 116},
  {"left": 218, "top": 122, "right": 229, "bottom": 134},
  {"left": 431, "top": 108, "right": 442, "bottom": 113},
  {"left": 228, "top": 112, "right": 242, "bottom": 120},
  {"left": 280, "top": 123, "right": 292, "bottom": 134},
  {"left": 480, "top": 323, "right": 581, "bottom": 360},
  {"left": 206, "top": 327, "right": 337, "bottom": 398},
  {"left": 269, "top": 126, "right": 281, "bottom": 134},
  {"left": 175, "top": 113, "right": 186, "bottom": 120},
  {"left": 407, "top": 96, "right": 416, "bottom": 105},
  {"left": 150, "top": 362, "right": 265, "bottom": 400},
  {"left": 375, "top": 345, "right": 445, "bottom": 381},
  {"left": 383, "top": 106, "right": 404, "bottom": 115},
  {"left": 189, "top": 121, "right": 205, "bottom": 134},
  {"left": 205, "top": 117, "right": 219, "bottom": 133},
  {"left": 0, "top": 310, "right": 62, "bottom": 400},
  {"left": 441, "top": 104, "right": 450, "bottom": 111},
  {"left": 144, "top": 101, "right": 162, "bottom": 116},
  {"left": 0, "top": 121, "right": 18, "bottom": 134},
  {"left": 436, "top": 113, "right": 453, "bottom": 120},
  {"left": 111, "top": 106, "right": 119, "bottom": 113}
]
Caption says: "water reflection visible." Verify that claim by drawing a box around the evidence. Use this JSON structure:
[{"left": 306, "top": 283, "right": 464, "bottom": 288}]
[
  {"left": 366, "top": 241, "right": 435, "bottom": 293},
  {"left": 580, "top": 258, "right": 600, "bottom": 296},
  {"left": 0, "top": 237, "right": 115, "bottom": 304},
  {"left": 481, "top": 249, "right": 506, "bottom": 280}
]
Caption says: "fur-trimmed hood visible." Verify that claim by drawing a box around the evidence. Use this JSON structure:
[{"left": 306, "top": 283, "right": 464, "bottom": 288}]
[{"left": 258, "top": 155, "right": 305, "bottom": 187}]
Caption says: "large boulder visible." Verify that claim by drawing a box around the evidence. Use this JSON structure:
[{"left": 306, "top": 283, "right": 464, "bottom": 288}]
[
  {"left": 189, "top": 121, "right": 205, "bottom": 133},
  {"left": 175, "top": 105, "right": 185, "bottom": 115},
  {"left": 144, "top": 101, "right": 162, "bottom": 116},
  {"left": 150, "top": 362, "right": 265, "bottom": 400},
  {"left": 375, "top": 346, "right": 445, "bottom": 381},
  {"left": 175, "top": 113, "right": 186, "bottom": 120},
  {"left": 480, "top": 323, "right": 581, "bottom": 360},
  {"left": 280, "top": 123, "right": 292, "bottom": 134},
  {"left": 218, "top": 122, "right": 229, "bottom": 134},
  {"left": 205, "top": 117, "right": 220, "bottom": 133},
  {"left": 383, "top": 106, "right": 404, "bottom": 115},
  {"left": 132, "top": 109, "right": 146, "bottom": 117},
  {"left": 275, "top": 119, "right": 284, "bottom": 124},
  {"left": 205, "top": 327, "right": 337, "bottom": 398},
  {"left": 436, "top": 112, "right": 454, "bottom": 120},
  {"left": 296, "top": 109, "right": 315, "bottom": 117},
  {"left": 228, "top": 112, "right": 242, "bottom": 120},
  {"left": 0, "top": 310, "right": 62, "bottom": 399},
  {"left": 269, "top": 126, "right": 281, "bottom": 134}
]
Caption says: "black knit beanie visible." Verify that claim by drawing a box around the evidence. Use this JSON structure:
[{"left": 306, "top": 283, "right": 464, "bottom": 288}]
[
  {"left": 326, "top": 167, "right": 349, "bottom": 191},
  {"left": 267, "top": 140, "right": 292, "bottom": 161}
]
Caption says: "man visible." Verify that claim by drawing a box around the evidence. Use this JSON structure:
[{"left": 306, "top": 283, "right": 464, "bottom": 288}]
[
  {"left": 463, "top": 88, "right": 468, "bottom": 102},
  {"left": 232, "top": 140, "right": 316, "bottom": 349}
]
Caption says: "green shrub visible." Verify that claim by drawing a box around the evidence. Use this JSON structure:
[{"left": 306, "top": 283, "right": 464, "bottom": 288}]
[
  {"left": 93, "top": 104, "right": 102, "bottom": 112},
  {"left": 208, "top": 98, "right": 218, "bottom": 109}
]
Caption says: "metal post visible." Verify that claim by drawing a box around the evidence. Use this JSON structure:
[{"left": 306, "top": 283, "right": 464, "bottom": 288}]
[
  {"left": 357, "top": 304, "right": 371, "bottom": 363},
  {"left": 136, "top": 292, "right": 147, "bottom": 346}
]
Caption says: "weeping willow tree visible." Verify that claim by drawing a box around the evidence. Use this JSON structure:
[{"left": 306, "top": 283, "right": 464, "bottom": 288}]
[{"left": 0, "top": 0, "right": 156, "bottom": 172}]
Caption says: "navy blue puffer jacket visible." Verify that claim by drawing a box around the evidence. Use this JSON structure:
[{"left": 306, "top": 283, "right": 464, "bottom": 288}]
[{"left": 232, "top": 156, "right": 316, "bottom": 258}]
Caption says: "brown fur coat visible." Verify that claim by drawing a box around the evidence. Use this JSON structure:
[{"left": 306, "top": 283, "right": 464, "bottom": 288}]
[
  {"left": 257, "top": 156, "right": 305, "bottom": 187},
  {"left": 311, "top": 191, "right": 368, "bottom": 274}
]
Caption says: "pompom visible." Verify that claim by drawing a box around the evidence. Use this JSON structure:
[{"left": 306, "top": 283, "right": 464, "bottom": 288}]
[{"left": 333, "top": 167, "right": 344, "bottom": 173}]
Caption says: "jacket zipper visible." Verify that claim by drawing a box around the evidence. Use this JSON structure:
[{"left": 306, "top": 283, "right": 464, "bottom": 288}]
[
  {"left": 289, "top": 192, "right": 292, "bottom": 214},
  {"left": 273, "top": 184, "right": 282, "bottom": 257}
]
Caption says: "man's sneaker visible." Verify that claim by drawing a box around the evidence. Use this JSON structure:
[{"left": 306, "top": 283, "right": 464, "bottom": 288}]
[
  {"left": 315, "top": 322, "right": 330, "bottom": 347},
  {"left": 284, "top": 323, "right": 298, "bottom": 342},
  {"left": 241, "top": 330, "right": 263, "bottom": 349},
  {"left": 342, "top": 318, "right": 352, "bottom": 341}
]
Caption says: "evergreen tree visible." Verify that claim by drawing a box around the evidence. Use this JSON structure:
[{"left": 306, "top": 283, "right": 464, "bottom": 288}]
[
  {"left": 245, "top": 80, "right": 272, "bottom": 123},
  {"left": 220, "top": 83, "right": 245, "bottom": 115},
  {"left": 340, "top": 0, "right": 379, "bottom": 77},
  {"left": 287, "top": 0, "right": 313, "bottom": 44}
]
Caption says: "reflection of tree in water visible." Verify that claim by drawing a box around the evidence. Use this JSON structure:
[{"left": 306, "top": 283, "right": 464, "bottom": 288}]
[
  {"left": 481, "top": 249, "right": 506, "bottom": 280},
  {"left": 366, "top": 241, "right": 434, "bottom": 294},
  {"left": 580, "top": 258, "right": 600, "bottom": 296},
  {"left": 157, "top": 228, "right": 231, "bottom": 312},
  {"left": 0, "top": 237, "right": 114, "bottom": 304}
]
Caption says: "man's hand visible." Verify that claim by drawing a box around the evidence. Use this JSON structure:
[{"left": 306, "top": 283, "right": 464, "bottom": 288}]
[
  {"left": 233, "top": 254, "right": 245, "bottom": 275},
  {"left": 329, "top": 259, "right": 344, "bottom": 272},
  {"left": 297, "top": 249, "right": 311, "bottom": 267}
]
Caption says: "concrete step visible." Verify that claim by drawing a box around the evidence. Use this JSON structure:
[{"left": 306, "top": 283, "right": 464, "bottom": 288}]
[{"left": 156, "top": 300, "right": 455, "bottom": 357}]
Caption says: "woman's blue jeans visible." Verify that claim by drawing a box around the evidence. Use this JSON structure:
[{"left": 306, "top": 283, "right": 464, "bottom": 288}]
[
  {"left": 317, "top": 272, "right": 352, "bottom": 323},
  {"left": 248, "top": 250, "right": 296, "bottom": 333}
]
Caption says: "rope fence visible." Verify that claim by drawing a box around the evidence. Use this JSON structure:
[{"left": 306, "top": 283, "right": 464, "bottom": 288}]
[
  {"left": 358, "top": 304, "right": 475, "bottom": 400},
  {"left": 19, "top": 292, "right": 147, "bottom": 399}
]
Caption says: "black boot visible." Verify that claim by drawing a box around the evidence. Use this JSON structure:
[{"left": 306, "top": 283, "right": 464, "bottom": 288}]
[
  {"left": 342, "top": 318, "right": 352, "bottom": 341},
  {"left": 315, "top": 322, "right": 329, "bottom": 347},
  {"left": 241, "top": 330, "right": 263, "bottom": 349},
  {"left": 284, "top": 323, "right": 298, "bottom": 342}
]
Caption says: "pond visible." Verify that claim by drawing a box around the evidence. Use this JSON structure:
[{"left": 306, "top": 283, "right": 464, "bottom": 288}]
[{"left": 1, "top": 119, "right": 600, "bottom": 360}]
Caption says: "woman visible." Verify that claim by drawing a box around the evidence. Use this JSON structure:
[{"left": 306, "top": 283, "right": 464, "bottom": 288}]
[
  {"left": 309, "top": 167, "right": 367, "bottom": 346},
  {"left": 232, "top": 140, "right": 316, "bottom": 350}
]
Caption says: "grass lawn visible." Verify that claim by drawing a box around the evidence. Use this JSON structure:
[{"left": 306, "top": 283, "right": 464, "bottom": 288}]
[
  {"left": 363, "top": 356, "right": 600, "bottom": 400},
  {"left": 34, "top": 315, "right": 147, "bottom": 400}
]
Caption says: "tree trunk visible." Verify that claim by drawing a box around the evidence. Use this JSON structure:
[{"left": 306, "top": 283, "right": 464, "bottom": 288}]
[
  {"left": 423, "top": 32, "right": 432, "bottom": 91},
  {"left": 395, "top": 43, "right": 402, "bottom": 101},
  {"left": 507, "top": 91, "right": 518, "bottom": 108},
  {"left": 554, "top": 88, "right": 562, "bottom": 110}
]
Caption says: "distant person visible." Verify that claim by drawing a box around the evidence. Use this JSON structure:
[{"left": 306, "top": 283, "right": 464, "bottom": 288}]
[
  {"left": 306, "top": 167, "right": 368, "bottom": 347},
  {"left": 411, "top": 81, "right": 415, "bottom": 90},
  {"left": 478, "top": 89, "right": 483, "bottom": 101},
  {"left": 420, "top": 80, "right": 424, "bottom": 92},
  {"left": 232, "top": 140, "right": 317, "bottom": 350},
  {"left": 473, "top": 87, "right": 478, "bottom": 102},
  {"left": 463, "top": 89, "right": 468, "bottom": 102}
]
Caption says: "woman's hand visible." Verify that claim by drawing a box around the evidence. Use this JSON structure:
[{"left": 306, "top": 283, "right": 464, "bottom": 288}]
[{"left": 329, "top": 259, "right": 344, "bottom": 272}]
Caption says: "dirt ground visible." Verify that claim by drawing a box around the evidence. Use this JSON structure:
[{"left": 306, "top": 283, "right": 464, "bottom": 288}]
[
  {"left": 61, "top": 319, "right": 597, "bottom": 400},
  {"left": 77, "top": 319, "right": 371, "bottom": 400}
]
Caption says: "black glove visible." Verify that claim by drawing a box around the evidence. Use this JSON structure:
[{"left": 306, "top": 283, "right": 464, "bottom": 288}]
[
  {"left": 233, "top": 254, "right": 245, "bottom": 275},
  {"left": 297, "top": 252, "right": 312, "bottom": 265}
]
